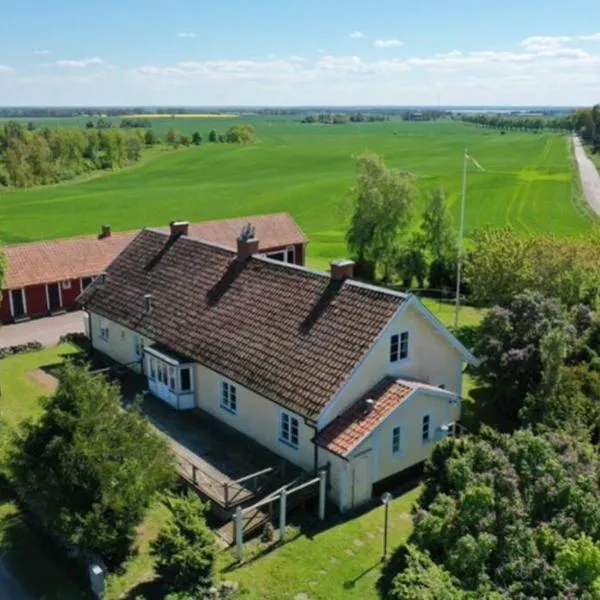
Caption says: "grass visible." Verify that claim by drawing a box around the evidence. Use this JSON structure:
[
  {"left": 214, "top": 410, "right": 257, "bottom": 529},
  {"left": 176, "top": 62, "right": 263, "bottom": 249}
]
[
  {"left": 0, "top": 343, "right": 80, "bottom": 429},
  {"left": 217, "top": 488, "right": 419, "bottom": 600},
  {"left": 0, "top": 118, "right": 593, "bottom": 270}
]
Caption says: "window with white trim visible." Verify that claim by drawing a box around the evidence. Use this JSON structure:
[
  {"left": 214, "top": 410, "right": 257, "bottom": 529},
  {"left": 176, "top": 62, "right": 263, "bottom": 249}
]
[
  {"left": 150, "top": 358, "right": 156, "bottom": 380},
  {"left": 280, "top": 412, "right": 299, "bottom": 448},
  {"left": 168, "top": 366, "right": 176, "bottom": 392},
  {"left": 134, "top": 335, "right": 143, "bottom": 359},
  {"left": 221, "top": 381, "right": 237, "bottom": 414},
  {"left": 392, "top": 425, "right": 402, "bottom": 455},
  {"left": 422, "top": 414, "right": 431, "bottom": 443},
  {"left": 99, "top": 320, "right": 110, "bottom": 342},
  {"left": 180, "top": 368, "right": 191, "bottom": 392},
  {"left": 390, "top": 331, "right": 409, "bottom": 362},
  {"left": 62, "top": 280, "right": 72, "bottom": 290}
]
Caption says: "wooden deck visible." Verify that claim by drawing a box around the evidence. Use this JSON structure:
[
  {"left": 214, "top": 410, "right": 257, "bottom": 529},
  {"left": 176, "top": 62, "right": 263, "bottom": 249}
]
[{"left": 140, "top": 391, "right": 302, "bottom": 512}]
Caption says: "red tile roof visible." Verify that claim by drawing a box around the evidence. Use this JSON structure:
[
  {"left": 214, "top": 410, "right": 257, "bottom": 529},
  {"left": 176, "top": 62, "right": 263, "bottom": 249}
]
[
  {"left": 80, "top": 230, "right": 406, "bottom": 420},
  {"left": 314, "top": 378, "right": 416, "bottom": 456},
  {"left": 4, "top": 233, "right": 134, "bottom": 289},
  {"left": 3, "top": 213, "right": 307, "bottom": 290}
]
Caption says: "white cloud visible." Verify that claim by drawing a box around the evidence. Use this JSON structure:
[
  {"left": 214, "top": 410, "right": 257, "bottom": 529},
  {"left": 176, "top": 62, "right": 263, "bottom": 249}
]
[
  {"left": 4, "top": 30, "right": 600, "bottom": 106},
  {"left": 349, "top": 31, "right": 365, "bottom": 39},
  {"left": 33, "top": 49, "right": 50, "bottom": 56},
  {"left": 176, "top": 32, "right": 197, "bottom": 39},
  {"left": 374, "top": 39, "right": 403, "bottom": 48},
  {"left": 522, "top": 32, "right": 600, "bottom": 51},
  {"left": 55, "top": 57, "right": 104, "bottom": 68}
]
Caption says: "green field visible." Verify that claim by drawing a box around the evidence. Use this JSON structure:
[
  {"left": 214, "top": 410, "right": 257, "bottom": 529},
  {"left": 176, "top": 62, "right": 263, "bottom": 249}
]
[{"left": 0, "top": 118, "right": 593, "bottom": 269}]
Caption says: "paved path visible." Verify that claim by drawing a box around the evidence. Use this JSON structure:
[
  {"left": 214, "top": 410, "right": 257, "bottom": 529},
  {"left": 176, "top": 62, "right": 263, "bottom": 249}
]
[
  {"left": 573, "top": 136, "right": 600, "bottom": 215},
  {"left": 0, "top": 557, "right": 31, "bottom": 600},
  {"left": 0, "top": 311, "right": 84, "bottom": 347}
]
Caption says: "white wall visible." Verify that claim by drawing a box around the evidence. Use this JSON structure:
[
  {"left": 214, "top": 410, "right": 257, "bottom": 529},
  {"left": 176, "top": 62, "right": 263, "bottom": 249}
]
[
  {"left": 193, "top": 363, "right": 316, "bottom": 472},
  {"left": 335, "top": 388, "right": 459, "bottom": 510},
  {"left": 318, "top": 302, "right": 462, "bottom": 428},
  {"left": 88, "top": 312, "right": 153, "bottom": 374}
]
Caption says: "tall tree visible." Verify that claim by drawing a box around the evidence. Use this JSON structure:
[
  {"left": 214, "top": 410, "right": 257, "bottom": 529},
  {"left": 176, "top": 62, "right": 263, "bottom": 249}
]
[
  {"left": 346, "top": 153, "right": 416, "bottom": 280},
  {"left": 421, "top": 187, "right": 456, "bottom": 262},
  {"left": 166, "top": 128, "right": 181, "bottom": 148},
  {"left": 474, "top": 291, "right": 565, "bottom": 428},
  {"left": 9, "top": 363, "right": 174, "bottom": 566}
]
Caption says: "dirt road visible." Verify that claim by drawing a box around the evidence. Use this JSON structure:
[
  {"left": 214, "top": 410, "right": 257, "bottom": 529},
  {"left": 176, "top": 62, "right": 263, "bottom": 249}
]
[{"left": 573, "top": 136, "right": 600, "bottom": 215}]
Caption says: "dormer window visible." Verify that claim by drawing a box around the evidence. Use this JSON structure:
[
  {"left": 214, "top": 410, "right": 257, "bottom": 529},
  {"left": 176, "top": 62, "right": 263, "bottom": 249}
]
[{"left": 390, "top": 331, "right": 409, "bottom": 362}]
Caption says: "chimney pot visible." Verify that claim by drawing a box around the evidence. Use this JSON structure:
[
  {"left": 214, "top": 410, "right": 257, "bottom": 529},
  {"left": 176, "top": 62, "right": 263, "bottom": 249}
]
[
  {"left": 330, "top": 259, "right": 355, "bottom": 282},
  {"left": 170, "top": 220, "right": 189, "bottom": 236},
  {"left": 100, "top": 224, "right": 111, "bottom": 239}
]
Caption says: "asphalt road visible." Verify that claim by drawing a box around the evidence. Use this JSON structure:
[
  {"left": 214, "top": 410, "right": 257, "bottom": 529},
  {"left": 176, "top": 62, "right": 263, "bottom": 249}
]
[
  {"left": 573, "top": 136, "right": 600, "bottom": 215},
  {"left": 0, "top": 557, "right": 31, "bottom": 600},
  {"left": 0, "top": 311, "right": 84, "bottom": 348}
]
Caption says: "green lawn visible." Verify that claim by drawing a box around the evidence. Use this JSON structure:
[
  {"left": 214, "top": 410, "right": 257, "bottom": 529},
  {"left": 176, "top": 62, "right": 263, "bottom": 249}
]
[
  {"left": 218, "top": 488, "right": 419, "bottom": 600},
  {"left": 0, "top": 119, "right": 592, "bottom": 270}
]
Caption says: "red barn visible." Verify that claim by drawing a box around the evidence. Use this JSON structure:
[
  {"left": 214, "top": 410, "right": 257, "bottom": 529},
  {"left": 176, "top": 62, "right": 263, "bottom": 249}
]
[{"left": 0, "top": 213, "right": 308, "bottom": 324}]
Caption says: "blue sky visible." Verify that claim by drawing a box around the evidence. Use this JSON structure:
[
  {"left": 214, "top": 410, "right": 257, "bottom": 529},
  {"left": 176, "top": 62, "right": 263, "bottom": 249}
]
[{"left": 1, "top": 0, "right": 600, "bottom": 105}]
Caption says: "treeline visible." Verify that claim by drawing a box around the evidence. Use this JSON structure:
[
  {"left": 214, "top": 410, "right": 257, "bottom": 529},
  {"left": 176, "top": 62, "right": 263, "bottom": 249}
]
[
  {"left": 575, "top": 105, "right": 600, "bottom": 151},
  {"left": 119, "top": 118, "right": 153, "bottom": 129},
  {"left": 302, "top": 112, "right": 389, "bottom": 124},
  {"left": 459, "top": 105, "right": 600, "bottom": 143},
  {"left": 206, "top": 123, "right": 256, "bottom": 144},
  {"left": 0, "top": 120, "right": 145, "bottom": 188}
]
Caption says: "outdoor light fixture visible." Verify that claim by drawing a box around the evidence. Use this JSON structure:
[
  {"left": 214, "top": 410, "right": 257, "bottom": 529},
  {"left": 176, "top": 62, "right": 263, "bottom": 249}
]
[{"left": 381, "top": 491, "right": 393, "bottom": 562}]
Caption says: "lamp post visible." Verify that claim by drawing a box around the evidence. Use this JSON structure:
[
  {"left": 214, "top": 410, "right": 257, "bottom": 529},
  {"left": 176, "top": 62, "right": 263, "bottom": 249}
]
[{"left": 381, "top": 492, "right": 392, "bottom": 562}]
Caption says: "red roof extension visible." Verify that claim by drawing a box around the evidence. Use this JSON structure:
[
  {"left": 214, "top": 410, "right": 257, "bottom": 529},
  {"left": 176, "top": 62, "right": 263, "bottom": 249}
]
[{"left": 3, "top": 213, "right": 307, "bottom": 289}]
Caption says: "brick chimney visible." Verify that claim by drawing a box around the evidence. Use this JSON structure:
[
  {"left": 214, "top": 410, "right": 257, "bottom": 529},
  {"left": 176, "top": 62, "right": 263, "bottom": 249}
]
[
  {"left": 236, "top": 223, "right": 259, "bottom": 261},
  {"left": 99, "top": 224, "right": 111, "bottom": 239},
  {"left": 237, "top": 237, "right": 259, "bottom": 261},
  {"left": 330, "top": 259, "right": 355, "bottom": 282},
  {"left": 170, "top": 220, "right": 189, "bottom": 236}
]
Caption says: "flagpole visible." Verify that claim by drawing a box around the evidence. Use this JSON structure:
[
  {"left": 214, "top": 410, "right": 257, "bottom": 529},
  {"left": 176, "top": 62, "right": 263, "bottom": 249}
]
[{"left": 454, "top": 148, "right": 468, "bottom": 329}]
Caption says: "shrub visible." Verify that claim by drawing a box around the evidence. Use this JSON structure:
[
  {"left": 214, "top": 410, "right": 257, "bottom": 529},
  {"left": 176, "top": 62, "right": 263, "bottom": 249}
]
[{"left": 151, "top": 492, "right": 216, "bottom": 595}]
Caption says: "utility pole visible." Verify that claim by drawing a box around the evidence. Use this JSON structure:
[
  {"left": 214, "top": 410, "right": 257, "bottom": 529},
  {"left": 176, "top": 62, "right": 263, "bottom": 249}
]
[{"left": 454, "top": 149, "right": 468, "bottom": 330}]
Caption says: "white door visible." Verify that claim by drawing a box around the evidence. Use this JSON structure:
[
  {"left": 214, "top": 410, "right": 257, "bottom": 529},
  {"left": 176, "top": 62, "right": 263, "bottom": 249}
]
[{"left": 352, "top": 451, "right": 373, "bottom": 507}]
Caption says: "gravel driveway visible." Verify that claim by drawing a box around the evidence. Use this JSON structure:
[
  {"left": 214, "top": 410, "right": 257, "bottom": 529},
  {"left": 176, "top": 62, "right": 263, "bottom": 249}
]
[
  {"left": 0, "top": 311, "right": 84, "bottom": 348},
  {"left": 573, "top": 136, "right": 600, "bottom": 215}
]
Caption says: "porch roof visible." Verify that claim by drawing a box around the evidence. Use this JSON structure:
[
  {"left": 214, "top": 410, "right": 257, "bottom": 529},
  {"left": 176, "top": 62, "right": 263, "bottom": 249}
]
[
  {"left": 314, "top": 377, "right": 456, "bottom": 457},
  {"left": 145, "top": 343, "right": 193, "bottom": 366}
]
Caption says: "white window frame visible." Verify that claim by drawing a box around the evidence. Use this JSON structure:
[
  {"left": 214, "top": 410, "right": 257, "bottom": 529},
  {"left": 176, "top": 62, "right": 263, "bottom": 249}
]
[
  {"left": 9, "top": 288, "right": 28, "bottom": 318},
  {"left": 62, "top": 280, "right": 72, "bottom": 290},
  {"left": 421, "top": 413, "right": 432, "bottom": 444},
  {"left": 390, "top": 331, "right": 410, "bottom": 363},
  {"left": 99, "top": 319, "right": 110, "bottom": 342},
  {"left": 392, "top": 425, "right": 402, "bottom": 456},
  {"left": 180, "top": 367, "right": 192, "bottom": 393},
  {"left": 266, "top": 246, "right": 295, "bottom": 264},
  {"left": 149, "top": 357, "right": 156, "bottom": 380},
  {"left": 221, "top": 381, "right": 237, "bottom": 414},
  {"left": 134, "top": 335, "right": 143, "bottom": 360},
  {"left": 279, "top": 410, "right": 300, "bottom": 449}
]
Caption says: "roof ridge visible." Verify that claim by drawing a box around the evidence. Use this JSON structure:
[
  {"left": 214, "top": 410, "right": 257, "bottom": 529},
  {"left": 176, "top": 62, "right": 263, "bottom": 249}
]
[
  {"left": 4, "top": 230, "right": 135, "bottom": 249},
  {"left": 145, "top": 228, "right": 410, "bottom": 300}
]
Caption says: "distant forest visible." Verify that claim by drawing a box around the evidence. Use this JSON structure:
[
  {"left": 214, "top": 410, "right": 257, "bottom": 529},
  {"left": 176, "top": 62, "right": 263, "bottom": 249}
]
[
  {"left": 0, "top": 120, "right": 145, "bottom": 188},
  {"left": 460, "top": 105, "right": 600, "bottom": 150}
]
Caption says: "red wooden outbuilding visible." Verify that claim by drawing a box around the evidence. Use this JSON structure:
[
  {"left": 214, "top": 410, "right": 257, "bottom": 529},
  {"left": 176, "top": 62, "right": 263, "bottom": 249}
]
[{"left": 0, "top": 214, "right": 307, "bottom": 324}]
